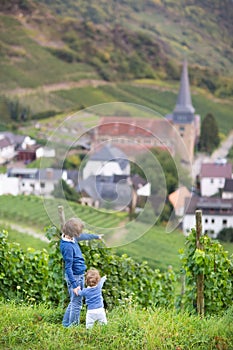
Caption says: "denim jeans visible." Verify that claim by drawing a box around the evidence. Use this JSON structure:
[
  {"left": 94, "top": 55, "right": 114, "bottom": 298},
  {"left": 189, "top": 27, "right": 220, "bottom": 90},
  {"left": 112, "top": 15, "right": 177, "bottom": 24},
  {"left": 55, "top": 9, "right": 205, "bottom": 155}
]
[{"left": 62, "top": 274, "right": 84, "bottom": 327}]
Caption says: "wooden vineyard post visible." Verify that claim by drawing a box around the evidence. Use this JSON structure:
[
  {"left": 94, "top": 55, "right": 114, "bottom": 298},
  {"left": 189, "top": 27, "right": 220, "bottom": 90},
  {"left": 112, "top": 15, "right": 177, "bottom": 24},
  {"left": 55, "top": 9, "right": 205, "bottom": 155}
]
[
  {"left": 58, "top": 205, "right": 66, "bottom": 233},
  {"left": 195, "top": 209, "right": 204, "bottom": 317}
]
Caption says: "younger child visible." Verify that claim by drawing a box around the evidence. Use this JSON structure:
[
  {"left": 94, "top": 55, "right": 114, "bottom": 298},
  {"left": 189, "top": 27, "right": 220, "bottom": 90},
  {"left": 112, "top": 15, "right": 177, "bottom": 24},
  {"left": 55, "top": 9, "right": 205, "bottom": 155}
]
[{"left": 77, "top": 269, "right": 107, "bottom": 329}]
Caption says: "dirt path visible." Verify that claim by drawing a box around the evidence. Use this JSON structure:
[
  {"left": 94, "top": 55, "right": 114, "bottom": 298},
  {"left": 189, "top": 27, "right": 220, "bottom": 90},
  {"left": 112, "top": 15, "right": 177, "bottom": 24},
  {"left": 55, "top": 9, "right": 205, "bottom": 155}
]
[
  {"left": 5, "top": 80, "right": 111, "bottom": 97},
  {"left": 0, "top": 220, "right": 49, "bottom": 242}
]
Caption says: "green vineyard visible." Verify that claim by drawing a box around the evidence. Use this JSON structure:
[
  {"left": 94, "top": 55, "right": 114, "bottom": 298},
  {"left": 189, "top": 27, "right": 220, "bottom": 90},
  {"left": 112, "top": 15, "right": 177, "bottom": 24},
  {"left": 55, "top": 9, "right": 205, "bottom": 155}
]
[{"left": 0, "top": 195, "right": 126, "bottom": 231}]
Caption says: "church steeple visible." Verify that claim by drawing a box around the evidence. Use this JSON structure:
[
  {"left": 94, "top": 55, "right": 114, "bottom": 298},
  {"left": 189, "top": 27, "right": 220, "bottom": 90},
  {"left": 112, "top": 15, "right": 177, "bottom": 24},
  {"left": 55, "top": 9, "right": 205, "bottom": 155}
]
[{"left": 172, "top": 60, "right": 195, "bottom": 123}]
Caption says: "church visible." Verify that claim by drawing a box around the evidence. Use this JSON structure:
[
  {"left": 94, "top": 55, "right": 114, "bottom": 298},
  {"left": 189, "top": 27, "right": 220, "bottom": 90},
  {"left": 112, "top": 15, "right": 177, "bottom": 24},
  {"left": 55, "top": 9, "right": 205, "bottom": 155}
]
[
  {"left": 93, "top": 60, "right": 200, "bottom": 164},
  {"left": 165, "top": 60, "right": 200, "bottom": 163}
]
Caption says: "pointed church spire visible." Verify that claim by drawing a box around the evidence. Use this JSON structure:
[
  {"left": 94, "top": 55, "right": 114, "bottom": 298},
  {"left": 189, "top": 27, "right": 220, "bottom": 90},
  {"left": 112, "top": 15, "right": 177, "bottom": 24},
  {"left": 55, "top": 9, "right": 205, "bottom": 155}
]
[{"left": 173, "top": 59, "right": 195, "bottom": 117}]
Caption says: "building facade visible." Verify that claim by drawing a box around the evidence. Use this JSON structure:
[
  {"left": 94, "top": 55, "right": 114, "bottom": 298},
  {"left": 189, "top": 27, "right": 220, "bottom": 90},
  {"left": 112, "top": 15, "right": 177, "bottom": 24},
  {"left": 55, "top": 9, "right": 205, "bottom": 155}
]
[{"left": 183, "top": 196, "right": 233, "bottom": 238}]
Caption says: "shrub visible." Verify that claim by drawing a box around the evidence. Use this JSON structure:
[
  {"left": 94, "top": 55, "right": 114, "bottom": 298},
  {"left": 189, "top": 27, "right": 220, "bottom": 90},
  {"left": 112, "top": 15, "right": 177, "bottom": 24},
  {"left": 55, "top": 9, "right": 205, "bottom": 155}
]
[
  {"left": 0, "top": 226, "right": 176, "bottom": 309},
  {"left": 218, "top": 227, "right": 233, "bottom": 243}
]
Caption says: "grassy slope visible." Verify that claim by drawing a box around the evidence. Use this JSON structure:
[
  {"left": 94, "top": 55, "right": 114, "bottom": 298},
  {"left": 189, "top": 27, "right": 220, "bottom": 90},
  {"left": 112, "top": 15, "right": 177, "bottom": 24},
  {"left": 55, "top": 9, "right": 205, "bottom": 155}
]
[
  {"left": 18, "top": 82, "right": 233, "bottom": 138},
  {"left": 36, "top": 0, "right": 233, "bottom": 74},
  {"left": 0, "top": 14, "right": 99, "bottom": 91},
  {"left": 0, "top": 302, "right": 232, "bottom": 350}
]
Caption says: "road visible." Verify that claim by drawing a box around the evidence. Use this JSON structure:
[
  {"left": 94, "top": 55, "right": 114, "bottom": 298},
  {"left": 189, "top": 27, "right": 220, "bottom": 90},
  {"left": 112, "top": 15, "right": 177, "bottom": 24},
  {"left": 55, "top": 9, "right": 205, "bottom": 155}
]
[{"left": 191, "top": 130, "right": 233, "bottom": 181}]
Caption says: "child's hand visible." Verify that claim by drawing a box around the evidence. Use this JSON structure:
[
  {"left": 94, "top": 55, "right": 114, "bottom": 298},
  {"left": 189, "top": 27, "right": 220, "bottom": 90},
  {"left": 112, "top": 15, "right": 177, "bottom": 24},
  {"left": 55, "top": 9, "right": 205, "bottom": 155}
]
[
  {"left": 98, "top": 234, "right": 104, "bottom": 240},
  {"left": 73, "top": 286, "right": 81, "bottom": 296}
]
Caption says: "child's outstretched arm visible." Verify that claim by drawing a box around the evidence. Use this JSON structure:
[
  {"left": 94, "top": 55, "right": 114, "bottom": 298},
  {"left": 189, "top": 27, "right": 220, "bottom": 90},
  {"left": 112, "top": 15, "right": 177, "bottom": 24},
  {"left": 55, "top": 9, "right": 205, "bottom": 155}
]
[
  {"left": 76, "top": 233, "right": 104, "bottom": 241},
  {"left": 99, "top": 276, "right": 107, "bottom": 288}
]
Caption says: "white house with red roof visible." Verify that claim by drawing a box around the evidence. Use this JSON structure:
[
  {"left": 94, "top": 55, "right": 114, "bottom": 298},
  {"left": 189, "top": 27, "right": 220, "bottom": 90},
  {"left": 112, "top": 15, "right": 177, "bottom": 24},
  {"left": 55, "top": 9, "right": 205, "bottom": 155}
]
[{"left": 199, "top": 162, "right": 232, "bottom": 197}]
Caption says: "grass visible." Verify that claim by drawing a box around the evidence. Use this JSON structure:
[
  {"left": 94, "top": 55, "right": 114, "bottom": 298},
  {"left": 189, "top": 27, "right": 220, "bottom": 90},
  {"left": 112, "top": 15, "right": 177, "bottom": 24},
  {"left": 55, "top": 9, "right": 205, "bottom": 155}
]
[
  {"left": 114, "top": 225, "right": 186, "bottom": 272},
  {"left": 0, "top": 195, "right": 125, "bottom": 231},
  {"left": 0, "top": 302, "right": 232, "bottom": 350},
  {"left": 18, "top": 81, "right": 233, "bottom": 141},
  {"left": 0, "top": 223, "right": 48, "bottom": 251}
]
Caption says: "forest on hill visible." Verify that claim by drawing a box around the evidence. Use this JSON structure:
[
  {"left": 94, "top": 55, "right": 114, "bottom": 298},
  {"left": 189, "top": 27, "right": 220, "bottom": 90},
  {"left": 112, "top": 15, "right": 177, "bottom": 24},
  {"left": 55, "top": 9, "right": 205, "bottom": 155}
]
[{"left": 0, "top": 0, "right": 232, "bottom": 128}]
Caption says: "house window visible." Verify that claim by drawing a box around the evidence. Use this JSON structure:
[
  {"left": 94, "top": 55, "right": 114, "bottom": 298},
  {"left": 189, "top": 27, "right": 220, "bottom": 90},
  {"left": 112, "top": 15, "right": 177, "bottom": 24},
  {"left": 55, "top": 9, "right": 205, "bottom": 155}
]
[
  {"left": 205, "top": 218, "right": 208, "bottom": 223},
  {"left": 210, "top": 178, "right": 214, "bottom": 184},
  {"left": 179, "top": 126, "right": 185, "bottom": 131},
  {"left": 204, "top": 230, "right": 208, "bottom": 234},
  {"left": 222, "top": 219, "right": 227, "bottom": 225},
  {"left": 180, "top": 133, "right": 184, "bottom": 137},
  {"left": 211, "top": 219, "right": 215, "bottom": 224},
  {"left": 41, "top": 182, "right": 45, "bottom": 188}
]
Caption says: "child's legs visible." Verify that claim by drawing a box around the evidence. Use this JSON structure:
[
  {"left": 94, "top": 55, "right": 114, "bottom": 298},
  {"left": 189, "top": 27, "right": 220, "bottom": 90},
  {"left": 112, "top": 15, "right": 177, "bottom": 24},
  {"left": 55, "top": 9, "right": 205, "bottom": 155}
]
[
  {"left": 62, "top": 274, "right": 84, "bottom": 327},
  {"left": 97, "top": 309, "right": 107, "bottom": 325},
  {"left": 86, "top": 309, "right": 107, "bottom": 329},
  {"left": 86, "top": 312, "right": 96, "bottom": 329}
]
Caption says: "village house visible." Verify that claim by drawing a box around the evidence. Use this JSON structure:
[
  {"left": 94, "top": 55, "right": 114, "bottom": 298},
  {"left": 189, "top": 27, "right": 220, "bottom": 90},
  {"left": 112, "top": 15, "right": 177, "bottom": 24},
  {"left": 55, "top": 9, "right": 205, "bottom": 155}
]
[
  {"left": 199, "top": 162, "right": 232, "bottom": 197},
  {"left": 0, "top": 174, "right": 20, "bottom": 195},
  {"left": 7, "top": 168, "right": 67, "bottom": 196},
  {"left": 182, "top": 196, "right": 233, "bottom": 238},
  {"left": 222, "top": 179, "right": 233, "bottom": 199},
  {"left": 78, "top": 174, "right": 132, "bottom": 209},
  {"left": 0, "top": 134, "right": 15, "bottom": 164},
  {"left": 79, "top": 145, "right": 150, "bottom": 209},
  {"left": 0, "top": 132, "right": 55, "bottom": 164},
  {"left": 82, "top": 144, "right": 130, "bottom": 180}
]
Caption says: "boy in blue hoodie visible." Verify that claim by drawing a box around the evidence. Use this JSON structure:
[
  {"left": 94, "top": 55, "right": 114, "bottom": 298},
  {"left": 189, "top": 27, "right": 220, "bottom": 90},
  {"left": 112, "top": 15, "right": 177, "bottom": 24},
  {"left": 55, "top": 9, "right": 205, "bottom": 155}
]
[
  {"left": 77, "top": 269, "right": 107, "bottom": 329},
  {"left": 60, "top": 217, "right": 103, "bottom": 327}
]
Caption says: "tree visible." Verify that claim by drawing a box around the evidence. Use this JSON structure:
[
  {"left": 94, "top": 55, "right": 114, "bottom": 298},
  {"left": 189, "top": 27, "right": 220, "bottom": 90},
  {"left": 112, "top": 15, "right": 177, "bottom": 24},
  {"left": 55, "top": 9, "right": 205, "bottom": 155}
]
[
  {"left": 132, "top": 148, "right": 191, "bottom": 196},
  {"left": 199, "top": 113, "right": 220, "bottom": 153},
  {"left": 52, "top": 179, "right": 80, "bottom": 202},
  {"left": 218, "top": 227, "right": 233, "bottom": 242}
]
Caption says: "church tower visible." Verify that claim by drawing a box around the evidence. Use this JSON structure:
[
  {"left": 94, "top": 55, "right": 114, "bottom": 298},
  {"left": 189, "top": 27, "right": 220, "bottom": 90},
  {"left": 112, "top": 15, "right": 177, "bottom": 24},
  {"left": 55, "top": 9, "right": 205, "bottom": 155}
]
[{"left": 167, "top": 60, "right": 200, "bottom": 163}]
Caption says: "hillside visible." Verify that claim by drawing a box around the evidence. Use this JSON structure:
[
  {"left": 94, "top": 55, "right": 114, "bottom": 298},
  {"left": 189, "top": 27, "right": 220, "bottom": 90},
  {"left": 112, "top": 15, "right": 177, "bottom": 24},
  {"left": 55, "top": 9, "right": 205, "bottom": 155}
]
[{"left": 0, "top": 0, "right": 232, "bottom": 130}]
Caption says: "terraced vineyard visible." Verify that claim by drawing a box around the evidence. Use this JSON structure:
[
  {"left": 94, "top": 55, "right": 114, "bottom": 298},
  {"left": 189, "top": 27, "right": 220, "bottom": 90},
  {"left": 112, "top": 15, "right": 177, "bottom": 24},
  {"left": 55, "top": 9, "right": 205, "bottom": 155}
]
[{"left": 0, "top": 195, "right": 126, "bottom": 231}]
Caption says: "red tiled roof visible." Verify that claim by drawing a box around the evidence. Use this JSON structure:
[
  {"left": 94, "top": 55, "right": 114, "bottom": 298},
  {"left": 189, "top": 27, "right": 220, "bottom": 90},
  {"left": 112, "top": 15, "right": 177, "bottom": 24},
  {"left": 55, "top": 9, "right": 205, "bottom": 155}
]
[
  {"left": 223, "top": 179, "right": 233, "bottom": 192},
  {"left": 0, "top": 137, "right": 13, "bottom": 149},
  {"left": 97, "top": 117, "right": 172, "bottom": 138},
  {"left": 200, "top": 163, "right": 232, "bottom": 178}
]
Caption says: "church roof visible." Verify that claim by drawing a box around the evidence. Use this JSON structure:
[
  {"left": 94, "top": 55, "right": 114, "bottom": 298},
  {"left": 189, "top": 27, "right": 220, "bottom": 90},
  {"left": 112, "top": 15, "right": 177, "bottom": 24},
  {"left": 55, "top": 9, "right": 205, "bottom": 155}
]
[{"left": 173, "top": 59, "right": 195, "bottom": 115}]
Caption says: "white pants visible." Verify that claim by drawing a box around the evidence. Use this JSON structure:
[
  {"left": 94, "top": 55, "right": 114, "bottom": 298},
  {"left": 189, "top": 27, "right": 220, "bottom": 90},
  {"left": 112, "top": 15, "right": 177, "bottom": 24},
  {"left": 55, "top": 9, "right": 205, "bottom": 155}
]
[{"left": 86, "top": 308, "right": 107, "bottom": 329}]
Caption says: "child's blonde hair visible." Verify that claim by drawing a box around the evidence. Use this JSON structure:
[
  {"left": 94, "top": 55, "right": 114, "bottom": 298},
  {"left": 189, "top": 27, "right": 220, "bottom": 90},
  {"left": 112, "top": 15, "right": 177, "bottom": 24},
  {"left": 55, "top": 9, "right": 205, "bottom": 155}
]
[
  {"left": 63, "top": 218, "right": 84, "bottom": 238},
  {"left": 85, "top": 269, "right": 101, "bottom": 287}
]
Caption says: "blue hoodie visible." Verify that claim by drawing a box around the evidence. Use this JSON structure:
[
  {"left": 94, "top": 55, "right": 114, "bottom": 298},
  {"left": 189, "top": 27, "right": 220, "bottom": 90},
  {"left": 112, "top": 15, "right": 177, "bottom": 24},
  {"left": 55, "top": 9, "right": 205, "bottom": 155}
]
[{"left": 60, "top": 233, "right": 99, "bottom": 288}]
